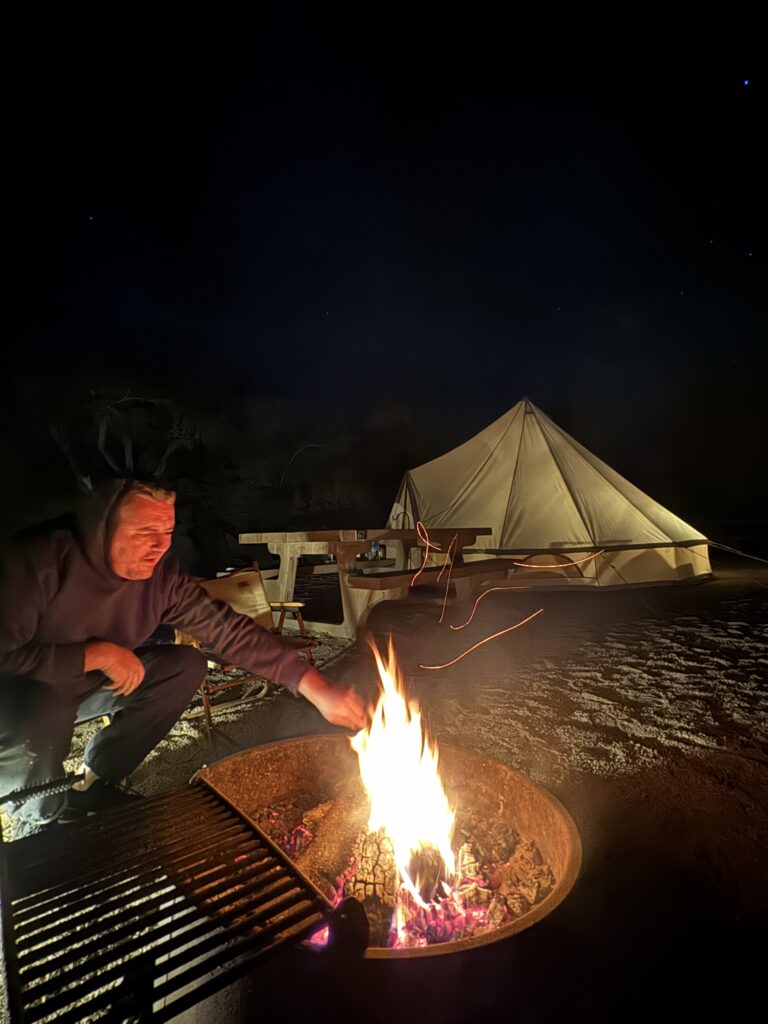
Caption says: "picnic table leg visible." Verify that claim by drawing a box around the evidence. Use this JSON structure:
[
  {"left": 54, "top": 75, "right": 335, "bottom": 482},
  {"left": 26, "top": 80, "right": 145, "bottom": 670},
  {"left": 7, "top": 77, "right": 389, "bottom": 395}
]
[
  {"left": 337, "top": 577, "right": 409, "bottom": 639},
  {"left": 267, "top": 544, "right": 299, "bottom": 603},
  {"left": 388, "top": 540, "right": 408, "bottom": 570}
]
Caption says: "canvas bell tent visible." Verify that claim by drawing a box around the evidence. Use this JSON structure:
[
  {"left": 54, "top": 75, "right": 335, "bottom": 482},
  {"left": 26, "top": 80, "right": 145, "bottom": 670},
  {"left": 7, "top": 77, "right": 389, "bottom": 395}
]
[{"left": 387, "top": 399, "right": 711, "bottom": 587}]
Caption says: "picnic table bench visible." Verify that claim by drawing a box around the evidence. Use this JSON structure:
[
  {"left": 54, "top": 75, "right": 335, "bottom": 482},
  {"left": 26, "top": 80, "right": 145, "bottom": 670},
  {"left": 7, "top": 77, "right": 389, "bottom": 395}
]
[
  {"left": 297, "top": 558, "right": 396, "bottom": 576},
  {"left": 345, "top": 557, "right": 513, "bottom": 593}
]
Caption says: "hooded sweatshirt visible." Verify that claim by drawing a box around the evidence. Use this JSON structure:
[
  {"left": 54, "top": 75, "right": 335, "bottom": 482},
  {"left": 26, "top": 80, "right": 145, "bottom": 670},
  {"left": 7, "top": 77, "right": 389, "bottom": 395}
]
[{"left": 0, "top": 481, "right": 306, "bottom": 693}]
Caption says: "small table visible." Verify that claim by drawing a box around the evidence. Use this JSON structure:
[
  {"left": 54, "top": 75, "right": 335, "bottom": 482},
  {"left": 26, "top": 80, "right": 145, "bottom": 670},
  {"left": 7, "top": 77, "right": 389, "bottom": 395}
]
[{"left": 238, "top": 528, "right": 491, "bottom": 639}]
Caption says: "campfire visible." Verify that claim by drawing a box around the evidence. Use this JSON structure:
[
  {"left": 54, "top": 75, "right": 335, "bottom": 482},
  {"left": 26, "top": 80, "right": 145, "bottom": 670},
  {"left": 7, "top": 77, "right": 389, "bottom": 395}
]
[
  {"left": 239, "top": 639, "right": 575, "bottom": 953},
  {"left": 350, "top": 639, "right": 457, "bottom": 924},
  {"left": 201, "top": 730, "right": 580, "bottom": 958}
]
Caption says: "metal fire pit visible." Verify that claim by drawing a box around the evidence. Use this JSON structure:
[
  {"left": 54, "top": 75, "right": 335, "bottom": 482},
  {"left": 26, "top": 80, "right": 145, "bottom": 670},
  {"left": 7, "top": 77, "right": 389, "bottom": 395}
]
[{"left": 198, "top": 733, "right": 583, "bottom": 958}]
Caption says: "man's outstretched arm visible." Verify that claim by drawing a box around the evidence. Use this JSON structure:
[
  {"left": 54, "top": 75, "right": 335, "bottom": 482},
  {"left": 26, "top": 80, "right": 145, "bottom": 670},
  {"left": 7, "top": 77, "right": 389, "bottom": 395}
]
[
  {"left": 162, "top": 568, "right": 368, "bottom": 729},
  {"left": 297, "top": 665, "right": 369, "bottom": 730}
]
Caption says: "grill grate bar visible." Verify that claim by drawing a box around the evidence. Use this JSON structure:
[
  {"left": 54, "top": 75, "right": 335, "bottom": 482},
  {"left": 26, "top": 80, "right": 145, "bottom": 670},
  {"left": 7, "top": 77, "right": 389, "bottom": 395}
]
[
  {"left": 15, "top": 826, "right": 263, "bottom": 942},
  {"left": 22, "top": 886, "right": 317, "bottom": 1023},
  {"left": 2, "top": 783, "right": 334, "bottom": 1022},
  {"left": 13, "top": 807, "right": 242, "bottom": 919},
  {"left": 22, "top": 868, "right": 302, "bottom": 1005},
  {"left": 11, "top": 790, "right": 232, "bottom": 909},
  {"left": 139, "top": 910, "right": 327, "bottom": 1024},
  {"left": 19, "top": 854, "right": 286, "bottom": 982},
  {"left": 41, "top": 906, "right": 327, "bottom": 1024},
  {"left": 12, "top": 787, "right": 216, "bottom": 877},
  {"left": 18, "top": 840, "right": 285, "bottom": 968},
  {"left": 148, "top": 899, "right": 322, "bottom": 1003}
]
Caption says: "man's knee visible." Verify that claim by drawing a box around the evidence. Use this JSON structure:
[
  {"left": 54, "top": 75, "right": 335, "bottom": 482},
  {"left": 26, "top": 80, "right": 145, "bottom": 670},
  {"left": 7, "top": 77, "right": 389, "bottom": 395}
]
[
  {"left": 172, "top": 643, "right": 208, "bottom": 684},
  {"left": 0, "top": 677, "right": 66, "bottom": 748},
  {"left": 143, "top": 643, "right": 208, "bottom": 688}
]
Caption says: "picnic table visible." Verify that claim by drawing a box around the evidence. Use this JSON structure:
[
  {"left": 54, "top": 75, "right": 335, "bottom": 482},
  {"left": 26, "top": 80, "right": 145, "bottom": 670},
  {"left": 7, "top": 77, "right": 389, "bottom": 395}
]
[{"left": 238, "top": 528, "right": 497, "bottom": 638}]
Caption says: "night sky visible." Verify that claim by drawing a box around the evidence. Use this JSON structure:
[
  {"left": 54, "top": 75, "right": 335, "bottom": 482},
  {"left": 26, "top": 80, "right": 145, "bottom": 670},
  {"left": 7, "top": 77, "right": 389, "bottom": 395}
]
[{"left": 6, "top": 6, "right": 766, "bottom": 547}]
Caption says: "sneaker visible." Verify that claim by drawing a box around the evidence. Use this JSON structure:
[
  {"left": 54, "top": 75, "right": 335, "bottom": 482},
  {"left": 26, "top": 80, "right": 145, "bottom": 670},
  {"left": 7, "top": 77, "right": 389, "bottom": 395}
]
[{"left": 60, "top": 779, "right": 143, "bottom": 822}]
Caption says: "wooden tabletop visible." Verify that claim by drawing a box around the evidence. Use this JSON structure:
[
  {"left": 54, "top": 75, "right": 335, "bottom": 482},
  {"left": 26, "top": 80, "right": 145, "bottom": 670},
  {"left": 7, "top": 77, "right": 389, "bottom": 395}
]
[{"left": 239, "top": 527, "right": 492, "bottom": 545}]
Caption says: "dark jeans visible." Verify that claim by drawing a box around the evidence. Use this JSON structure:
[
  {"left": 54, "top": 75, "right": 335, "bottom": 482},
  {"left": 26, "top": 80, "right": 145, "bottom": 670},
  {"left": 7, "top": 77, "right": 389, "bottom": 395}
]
[{"left": 0, "top": 644, "right": 206, "bottom": 823}]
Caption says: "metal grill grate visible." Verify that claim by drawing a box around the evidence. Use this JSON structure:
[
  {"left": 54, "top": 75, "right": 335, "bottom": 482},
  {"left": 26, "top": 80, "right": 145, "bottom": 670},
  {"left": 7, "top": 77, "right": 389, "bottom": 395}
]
[{"left": 1, "top": 783, "right": 332, "bottom": 1022}]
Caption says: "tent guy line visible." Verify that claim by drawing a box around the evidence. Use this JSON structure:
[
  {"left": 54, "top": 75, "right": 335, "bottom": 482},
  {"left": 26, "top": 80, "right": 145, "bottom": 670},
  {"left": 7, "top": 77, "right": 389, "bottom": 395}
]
[
  {"left": 419, "top": 609, "right": 545, "bottom": 671},
  {"left": 449, "top": 587, "right": 532, "bottom": 631}
]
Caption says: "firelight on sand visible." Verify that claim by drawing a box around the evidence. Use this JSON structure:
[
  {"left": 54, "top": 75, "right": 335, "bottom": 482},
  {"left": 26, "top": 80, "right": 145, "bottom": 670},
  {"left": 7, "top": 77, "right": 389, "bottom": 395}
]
[{"left": 350, "top": 638, "right": 456, "bottom": 907}]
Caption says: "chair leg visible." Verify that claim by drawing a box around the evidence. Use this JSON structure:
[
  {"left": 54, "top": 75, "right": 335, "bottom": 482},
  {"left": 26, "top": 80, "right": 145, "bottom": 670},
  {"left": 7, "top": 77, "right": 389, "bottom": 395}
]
[
  {"left": 276, "top": 607, "right": 287, "bottom": 634},
  {"left": 296, "top": 610, "right": 308, "bottom": 637},
  {"left": 200, "top": 683, "right": 213, "bottom": 732}
]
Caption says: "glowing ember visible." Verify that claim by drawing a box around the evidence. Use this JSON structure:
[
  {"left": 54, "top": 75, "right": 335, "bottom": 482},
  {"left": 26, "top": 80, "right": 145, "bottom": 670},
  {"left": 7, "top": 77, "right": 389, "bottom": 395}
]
[
  {"left": 306, "top": 924, "right": 330, "bottom": 948},
  {"left": 350, "top": 638, "right": 456, "bottom": 909}
]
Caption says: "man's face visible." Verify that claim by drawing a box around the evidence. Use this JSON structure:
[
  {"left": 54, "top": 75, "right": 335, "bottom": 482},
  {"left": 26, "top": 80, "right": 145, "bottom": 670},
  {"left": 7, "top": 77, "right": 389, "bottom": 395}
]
[{"left": 109, "top": 495, "right": 175, "bottom": 580}]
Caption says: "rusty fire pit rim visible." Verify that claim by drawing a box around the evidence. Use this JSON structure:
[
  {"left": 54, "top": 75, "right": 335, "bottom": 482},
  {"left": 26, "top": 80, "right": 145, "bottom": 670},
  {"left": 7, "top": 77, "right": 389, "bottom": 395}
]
[{"left": 197, "top": 732, "right": 583, "bottom": 959}]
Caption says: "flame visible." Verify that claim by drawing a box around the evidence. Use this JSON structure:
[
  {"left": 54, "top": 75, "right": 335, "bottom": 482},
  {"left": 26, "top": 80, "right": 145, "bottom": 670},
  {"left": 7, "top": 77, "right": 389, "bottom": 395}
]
[{"left": 350, "top": 637, "right": 456, "bottom": 907}]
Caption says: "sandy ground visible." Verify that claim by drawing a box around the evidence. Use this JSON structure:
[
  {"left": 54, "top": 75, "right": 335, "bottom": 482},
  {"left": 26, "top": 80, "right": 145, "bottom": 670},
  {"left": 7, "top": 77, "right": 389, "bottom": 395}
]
[{"left": 2, "top": 552, "right": 766, "bottom": 1021}]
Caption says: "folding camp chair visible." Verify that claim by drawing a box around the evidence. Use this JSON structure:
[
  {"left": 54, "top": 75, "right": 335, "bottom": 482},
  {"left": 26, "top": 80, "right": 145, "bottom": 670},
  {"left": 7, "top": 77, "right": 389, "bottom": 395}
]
[{"left": 180, "top": 563, "right": 317, "bottom": 729}]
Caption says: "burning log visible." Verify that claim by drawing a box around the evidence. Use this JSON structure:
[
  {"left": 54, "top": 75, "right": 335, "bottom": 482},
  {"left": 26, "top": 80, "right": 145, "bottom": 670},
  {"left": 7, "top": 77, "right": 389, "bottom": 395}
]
[
  {"left": 253, "top": 792, "right": 324, "bottom": 856},
  {"left": 408, "top": 846, "right": 448, "bottom": 904},
  {"left": 338, "top": 830, "right": 401, "bottom": 945},
  {"left": 259, "top": 785, "right": 558, "bottom": 948},
  {"left": 340, "top": 830, "right": 399, "bottom": 907},
  {"left": 455, "top": 810, "right": 520, "bottom": 864},
  {"left": 294, "top": 778, "right": 370, "bottom": 900},
  {"left": 316, "top": 817, "right": 556, "bottom": 948},
  {"left": 485, "top": 837, "right": 555, "bottom": 905}
]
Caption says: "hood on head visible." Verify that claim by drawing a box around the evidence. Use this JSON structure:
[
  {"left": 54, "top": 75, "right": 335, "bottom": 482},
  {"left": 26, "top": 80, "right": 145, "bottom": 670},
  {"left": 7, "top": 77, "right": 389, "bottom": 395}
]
[{"left": 72, "top": 478, "right": 134, "bottom": 577}]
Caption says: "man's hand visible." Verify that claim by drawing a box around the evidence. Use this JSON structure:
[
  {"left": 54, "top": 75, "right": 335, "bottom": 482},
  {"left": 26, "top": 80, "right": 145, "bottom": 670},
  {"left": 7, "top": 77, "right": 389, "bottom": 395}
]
[
  {"left": 297, "top": 667, "right": 369, "bottom": 731},
  {"left": 84, "top": 641, "right": 146, "bottom": 696}
]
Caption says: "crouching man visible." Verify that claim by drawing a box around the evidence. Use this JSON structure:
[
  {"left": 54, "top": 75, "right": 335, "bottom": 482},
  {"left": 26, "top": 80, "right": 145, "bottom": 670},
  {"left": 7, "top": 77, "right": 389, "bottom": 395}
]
[{"left": 0, "top": 480, "right": 368, "bottom": 824}]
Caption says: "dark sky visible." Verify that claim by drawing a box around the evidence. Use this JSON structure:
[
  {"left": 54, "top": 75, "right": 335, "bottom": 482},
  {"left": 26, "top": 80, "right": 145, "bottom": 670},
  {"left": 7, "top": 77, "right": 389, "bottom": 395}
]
[{"left": 6, "top": 4, "right": 766, "bottom": 530}]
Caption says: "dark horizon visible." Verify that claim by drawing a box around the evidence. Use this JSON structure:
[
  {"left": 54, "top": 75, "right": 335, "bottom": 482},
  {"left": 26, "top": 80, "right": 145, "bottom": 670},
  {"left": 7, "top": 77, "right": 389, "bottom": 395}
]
[{"left": 6, "top": 6, "right": 766, "bottom": 549}]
